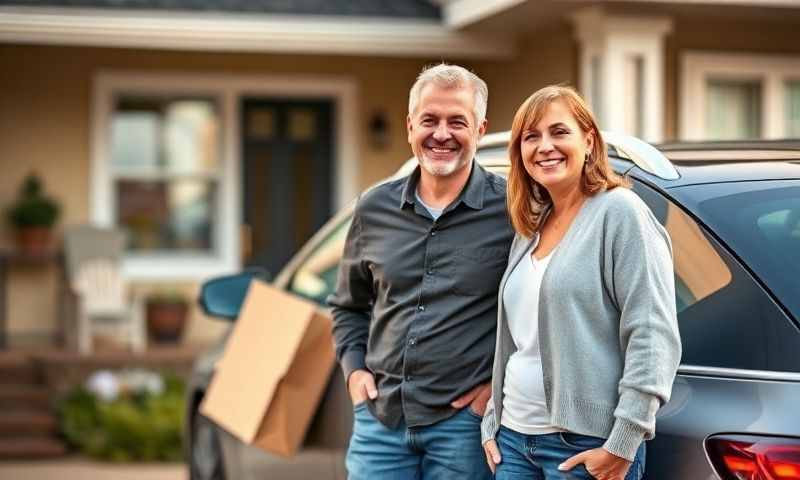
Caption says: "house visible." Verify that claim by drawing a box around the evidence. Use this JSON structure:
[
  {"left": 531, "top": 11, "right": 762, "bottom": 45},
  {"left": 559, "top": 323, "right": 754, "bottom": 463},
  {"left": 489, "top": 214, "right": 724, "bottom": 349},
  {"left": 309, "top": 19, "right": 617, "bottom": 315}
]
[{"left": 1, "top": 0, "right": 798, "bottom": 349}]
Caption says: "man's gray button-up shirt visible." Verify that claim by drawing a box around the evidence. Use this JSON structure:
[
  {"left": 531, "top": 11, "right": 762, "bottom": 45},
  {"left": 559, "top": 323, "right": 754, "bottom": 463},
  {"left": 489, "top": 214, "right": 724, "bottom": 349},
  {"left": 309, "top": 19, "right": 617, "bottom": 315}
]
[{"left": 328, "top": 162, "right": 514, "bottom": 429}]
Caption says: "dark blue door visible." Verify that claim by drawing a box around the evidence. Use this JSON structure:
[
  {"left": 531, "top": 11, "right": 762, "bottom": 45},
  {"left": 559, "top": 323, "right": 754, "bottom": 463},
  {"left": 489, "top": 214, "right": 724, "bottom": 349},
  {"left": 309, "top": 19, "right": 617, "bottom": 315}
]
[{"left": 242, "top": 99, "right": 334, "bottom": 276}]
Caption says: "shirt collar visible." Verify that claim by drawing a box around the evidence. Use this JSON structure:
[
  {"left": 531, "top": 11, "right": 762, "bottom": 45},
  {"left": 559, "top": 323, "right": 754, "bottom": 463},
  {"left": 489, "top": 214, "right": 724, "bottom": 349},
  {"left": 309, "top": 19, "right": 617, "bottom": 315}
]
[{"left": 399, "top": 159, "right": 486, "bottom": 211}]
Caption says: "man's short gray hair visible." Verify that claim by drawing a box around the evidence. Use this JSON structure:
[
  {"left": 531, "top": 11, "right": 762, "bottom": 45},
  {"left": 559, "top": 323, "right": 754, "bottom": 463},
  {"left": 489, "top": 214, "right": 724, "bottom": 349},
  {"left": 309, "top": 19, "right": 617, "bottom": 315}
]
[{"left": 408, "top": 63, "right": 488, "bottom": 125}]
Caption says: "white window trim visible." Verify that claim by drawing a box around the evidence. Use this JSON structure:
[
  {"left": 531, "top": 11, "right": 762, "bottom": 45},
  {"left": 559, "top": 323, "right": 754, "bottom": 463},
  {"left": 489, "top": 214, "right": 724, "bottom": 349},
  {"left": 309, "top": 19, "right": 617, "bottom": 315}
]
[
  {"left": 680, "top": 51, "right": 800, "bottom": 140},
  {"left": 92, "top": 72, "right": 359, "bottom": 281}
]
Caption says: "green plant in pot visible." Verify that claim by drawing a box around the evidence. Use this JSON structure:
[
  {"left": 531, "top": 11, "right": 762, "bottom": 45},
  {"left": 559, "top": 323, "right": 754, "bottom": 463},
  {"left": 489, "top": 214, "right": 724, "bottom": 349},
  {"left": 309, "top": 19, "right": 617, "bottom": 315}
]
[
  {"left": 146, "top": 290, "right": 189, "bottom": 344},
  {"left": 5, "top": 173, "right": 61, "bottom": 255}
]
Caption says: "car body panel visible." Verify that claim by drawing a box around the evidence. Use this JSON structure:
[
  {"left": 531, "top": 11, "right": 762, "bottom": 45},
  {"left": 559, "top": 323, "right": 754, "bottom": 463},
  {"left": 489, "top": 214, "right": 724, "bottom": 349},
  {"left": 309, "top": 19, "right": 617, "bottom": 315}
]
[{"left": 648, "top": 372, "right": 800, "bottom": 479}]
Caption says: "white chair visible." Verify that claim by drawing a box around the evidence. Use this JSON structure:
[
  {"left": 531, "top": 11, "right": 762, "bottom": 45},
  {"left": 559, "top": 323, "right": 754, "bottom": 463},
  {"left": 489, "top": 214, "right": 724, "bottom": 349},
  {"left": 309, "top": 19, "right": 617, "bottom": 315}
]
[{"left": 64, "top": 226, "right": 146, "bottom": 354}]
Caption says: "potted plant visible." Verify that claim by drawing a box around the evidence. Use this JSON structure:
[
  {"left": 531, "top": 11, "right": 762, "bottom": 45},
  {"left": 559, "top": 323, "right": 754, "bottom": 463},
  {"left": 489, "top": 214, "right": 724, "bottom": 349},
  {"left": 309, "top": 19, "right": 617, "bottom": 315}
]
[
  {"left": 145, "top": 290, "right": 189, "bottom": 344},
  {"left": 5, "top": 173, "right": 61, "bottom": 255}
]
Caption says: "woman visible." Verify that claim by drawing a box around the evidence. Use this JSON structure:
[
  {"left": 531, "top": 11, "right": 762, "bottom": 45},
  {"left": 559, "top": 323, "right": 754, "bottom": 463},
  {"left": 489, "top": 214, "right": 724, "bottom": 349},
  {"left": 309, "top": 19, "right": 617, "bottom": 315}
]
[{"left": 481, "top": 86, "right": 681, "bottom": 480}]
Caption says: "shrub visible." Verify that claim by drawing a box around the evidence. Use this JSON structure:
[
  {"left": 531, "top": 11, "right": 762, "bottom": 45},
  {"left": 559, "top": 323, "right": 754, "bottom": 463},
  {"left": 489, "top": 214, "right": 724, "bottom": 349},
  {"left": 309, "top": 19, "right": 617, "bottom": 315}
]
[{"left": 57, "top": 370, "right": 185, "bottom": 462}]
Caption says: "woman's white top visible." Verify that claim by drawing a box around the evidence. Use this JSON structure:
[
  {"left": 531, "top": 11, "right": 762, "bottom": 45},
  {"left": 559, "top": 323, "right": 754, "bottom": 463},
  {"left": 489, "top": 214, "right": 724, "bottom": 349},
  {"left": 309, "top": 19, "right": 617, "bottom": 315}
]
[{"left": 499, "top": 244, "right": 560, "bottom": 435}]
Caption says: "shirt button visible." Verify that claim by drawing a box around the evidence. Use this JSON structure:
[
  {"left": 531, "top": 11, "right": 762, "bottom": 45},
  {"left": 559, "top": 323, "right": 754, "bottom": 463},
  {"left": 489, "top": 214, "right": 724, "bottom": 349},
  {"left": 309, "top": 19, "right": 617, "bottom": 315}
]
[
  {"left": 405, "top": 375, "right": 413, "bottom": 381},
  {"left": 430, "top": 230, "right": 437, "bottom": 236},
  {"left": 418, "top": 305, "right": 425, "bottom": 311},
  {"left": 426, "top": 269, "right": 433, "bottom": 275},
  {"left": 408, "top": 338, "right": 417, "bottom": 346}
]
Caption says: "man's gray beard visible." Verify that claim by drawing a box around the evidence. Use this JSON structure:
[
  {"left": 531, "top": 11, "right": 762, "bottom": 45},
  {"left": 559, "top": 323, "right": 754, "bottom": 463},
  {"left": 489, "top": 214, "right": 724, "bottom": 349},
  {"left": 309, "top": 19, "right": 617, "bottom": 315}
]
[{"left": 419, "top": 155, "right": 468, "bottom": 177}]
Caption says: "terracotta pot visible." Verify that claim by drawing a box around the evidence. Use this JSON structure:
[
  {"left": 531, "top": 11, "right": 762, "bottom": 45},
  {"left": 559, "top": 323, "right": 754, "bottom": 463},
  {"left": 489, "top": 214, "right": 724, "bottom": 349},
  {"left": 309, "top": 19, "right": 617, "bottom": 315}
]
[
  {"left": 15, "top": 226, "right": 53, "bottom": 256},
  {"left": 146, "top": 301, "right": 188, "bottom": 344}
]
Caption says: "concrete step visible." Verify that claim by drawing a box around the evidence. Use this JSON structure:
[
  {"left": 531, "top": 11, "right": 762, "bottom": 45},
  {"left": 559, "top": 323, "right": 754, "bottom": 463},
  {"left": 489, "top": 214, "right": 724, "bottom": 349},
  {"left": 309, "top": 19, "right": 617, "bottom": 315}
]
[
  {"left": 0, "top": 437, "right": 67, "bottom": 459},
  {"left": 0, "top": 412, "right": 59, "bottom": 437},
  {"left": 0, "top": 385, "right": 52, "bottom": 410}
]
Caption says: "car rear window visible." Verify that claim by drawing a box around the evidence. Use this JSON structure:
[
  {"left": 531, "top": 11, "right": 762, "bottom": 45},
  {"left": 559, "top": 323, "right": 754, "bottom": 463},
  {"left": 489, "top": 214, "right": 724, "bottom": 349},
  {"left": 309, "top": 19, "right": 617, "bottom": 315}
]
[{"left": 685, "top": 181, "right": 799, "bottom": 320}]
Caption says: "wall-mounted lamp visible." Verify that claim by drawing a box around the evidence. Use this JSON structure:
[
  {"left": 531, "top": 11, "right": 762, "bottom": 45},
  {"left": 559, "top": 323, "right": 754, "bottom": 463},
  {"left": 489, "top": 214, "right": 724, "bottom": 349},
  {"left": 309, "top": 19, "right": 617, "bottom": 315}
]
[{"left": 368, "top": 111, "right": 390, "bottom": 150}]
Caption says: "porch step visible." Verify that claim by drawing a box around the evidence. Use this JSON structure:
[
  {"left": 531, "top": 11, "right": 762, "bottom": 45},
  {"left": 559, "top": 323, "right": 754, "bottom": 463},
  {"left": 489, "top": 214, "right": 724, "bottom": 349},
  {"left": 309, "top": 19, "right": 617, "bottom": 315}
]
[
  {"left": 0, "top": 385, "right": 51, "bottom": 410},
  {"left": 0, "top": 437, "right": 67, "bottom": 459},
  {"left": 0, "top": 353, "right": 38, "bottom": 385},
  {"left": 0, "top": 412, "right": 59, "bottom": 437}
]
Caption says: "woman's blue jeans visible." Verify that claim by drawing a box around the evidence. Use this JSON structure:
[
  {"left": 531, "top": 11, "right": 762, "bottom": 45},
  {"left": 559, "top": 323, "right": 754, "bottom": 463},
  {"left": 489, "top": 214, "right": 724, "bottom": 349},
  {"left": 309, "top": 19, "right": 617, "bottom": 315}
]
[{"left": 494, "top": 425, "right": 646, "bottom": 480}]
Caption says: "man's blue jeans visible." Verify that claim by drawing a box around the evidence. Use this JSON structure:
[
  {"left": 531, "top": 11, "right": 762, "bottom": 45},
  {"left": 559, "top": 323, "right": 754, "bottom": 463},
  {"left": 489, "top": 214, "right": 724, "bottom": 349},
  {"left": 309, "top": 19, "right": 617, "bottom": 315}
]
[
  {"left": 346, "top": 402, "right": 492, "bottom": 480},
  {"left": 494, "top": 426, "right": 646, "bottom": 480}
]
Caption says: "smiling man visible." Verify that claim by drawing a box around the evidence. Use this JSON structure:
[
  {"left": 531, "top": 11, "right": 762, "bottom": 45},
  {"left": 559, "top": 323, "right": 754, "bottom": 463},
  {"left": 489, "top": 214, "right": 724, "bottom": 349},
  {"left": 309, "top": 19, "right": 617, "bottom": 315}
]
[{"left": 328, "top": 63, "right": 514, "bottom": 479}]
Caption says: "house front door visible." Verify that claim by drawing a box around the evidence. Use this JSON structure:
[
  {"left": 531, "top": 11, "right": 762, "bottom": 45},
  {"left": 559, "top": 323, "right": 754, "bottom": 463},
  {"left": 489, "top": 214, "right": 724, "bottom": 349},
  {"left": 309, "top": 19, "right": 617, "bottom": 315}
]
[{"left": 241, "top": 98, "right": 334, "bottom": 277}]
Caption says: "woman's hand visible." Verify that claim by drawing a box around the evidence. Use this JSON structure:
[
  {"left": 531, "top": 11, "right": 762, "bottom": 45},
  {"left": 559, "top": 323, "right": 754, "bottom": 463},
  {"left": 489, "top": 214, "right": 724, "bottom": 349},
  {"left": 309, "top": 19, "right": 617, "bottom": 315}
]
[
  {"left": 558, "top": 448, "right": 631, "bottom": 480},
  {"left": 483, "top": 439, "right": 502, "bottom": 474}
]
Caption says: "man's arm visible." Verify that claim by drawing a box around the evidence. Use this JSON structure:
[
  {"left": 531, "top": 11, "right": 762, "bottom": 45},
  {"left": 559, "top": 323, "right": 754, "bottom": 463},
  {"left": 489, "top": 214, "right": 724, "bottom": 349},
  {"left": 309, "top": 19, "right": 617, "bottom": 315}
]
[{"left": 327, "top": 203, "right": 374, "bottom": 389}]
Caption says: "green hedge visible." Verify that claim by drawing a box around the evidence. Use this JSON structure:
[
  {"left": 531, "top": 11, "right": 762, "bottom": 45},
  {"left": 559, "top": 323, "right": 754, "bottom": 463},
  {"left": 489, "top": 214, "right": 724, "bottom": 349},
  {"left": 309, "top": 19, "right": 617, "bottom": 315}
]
[{"left": 57, "top": 373, "right": 185, "bottom": 462}]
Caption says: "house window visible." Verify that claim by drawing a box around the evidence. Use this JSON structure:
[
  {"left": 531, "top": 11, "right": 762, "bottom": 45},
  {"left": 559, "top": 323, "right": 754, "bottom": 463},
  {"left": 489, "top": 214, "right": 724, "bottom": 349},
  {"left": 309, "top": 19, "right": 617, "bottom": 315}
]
[
  {"left": 681, "top": 52, "right": 800, "bottom": 140},
  {"left": 110, "top": 97, "right": 221, "bottom": 254},
  {"left": 705, "top": 79, "right": 762, "bottom": 140}
]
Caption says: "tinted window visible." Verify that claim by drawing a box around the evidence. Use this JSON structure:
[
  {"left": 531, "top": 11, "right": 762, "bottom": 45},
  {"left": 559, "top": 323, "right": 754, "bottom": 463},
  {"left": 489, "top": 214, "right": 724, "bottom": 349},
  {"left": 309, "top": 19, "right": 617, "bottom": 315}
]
[
  {"left": 288, "top": 218, "right": 352, "bottom": 305},
  {"left": 684, "top": 181, "right": 799, "bottom": 319},
  {"left": 633, "top": 180, "right": 799, "bottom": 371}
]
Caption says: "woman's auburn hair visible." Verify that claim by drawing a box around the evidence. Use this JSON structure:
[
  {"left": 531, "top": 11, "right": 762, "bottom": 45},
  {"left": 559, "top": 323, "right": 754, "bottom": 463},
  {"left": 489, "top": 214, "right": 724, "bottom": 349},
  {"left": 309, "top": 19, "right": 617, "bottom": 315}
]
[{"left": 507, "top": 85, "right": 630, "bottom": 238}]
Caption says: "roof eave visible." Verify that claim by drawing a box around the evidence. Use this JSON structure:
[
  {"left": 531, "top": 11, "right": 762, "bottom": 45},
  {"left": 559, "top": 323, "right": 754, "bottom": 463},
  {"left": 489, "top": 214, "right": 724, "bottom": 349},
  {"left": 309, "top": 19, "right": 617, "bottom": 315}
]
[{"left": 0, "top": 6, "right": 516, "bottom": 59}]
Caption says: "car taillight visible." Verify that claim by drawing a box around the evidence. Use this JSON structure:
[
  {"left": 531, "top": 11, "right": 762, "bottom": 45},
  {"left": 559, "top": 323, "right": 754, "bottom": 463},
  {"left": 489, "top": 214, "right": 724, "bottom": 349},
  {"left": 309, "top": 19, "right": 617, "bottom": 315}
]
[{"left": 705, "top": 434, "right": 800, "bottom": 480}]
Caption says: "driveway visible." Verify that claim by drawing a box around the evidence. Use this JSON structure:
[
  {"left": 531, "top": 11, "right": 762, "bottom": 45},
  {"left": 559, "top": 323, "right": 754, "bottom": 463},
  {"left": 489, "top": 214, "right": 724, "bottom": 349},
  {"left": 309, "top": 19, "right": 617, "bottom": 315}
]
[{"left": 0, "top": 459, "right": 186, "bottom": 480}]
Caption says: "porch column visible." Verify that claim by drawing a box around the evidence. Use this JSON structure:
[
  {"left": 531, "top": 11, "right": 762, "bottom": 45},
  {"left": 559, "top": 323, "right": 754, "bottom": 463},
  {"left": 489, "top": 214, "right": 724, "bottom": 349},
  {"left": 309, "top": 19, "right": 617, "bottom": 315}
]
[{"left": 571, "top": 7, "right": 672, "bottom": 143}]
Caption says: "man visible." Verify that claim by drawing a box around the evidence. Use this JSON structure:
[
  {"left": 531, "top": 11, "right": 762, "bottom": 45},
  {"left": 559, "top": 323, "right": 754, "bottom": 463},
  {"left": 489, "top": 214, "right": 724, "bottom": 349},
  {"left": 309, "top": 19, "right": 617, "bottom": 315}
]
[{"left": 328, "top": 63, "right": 514, "bottom": 479}]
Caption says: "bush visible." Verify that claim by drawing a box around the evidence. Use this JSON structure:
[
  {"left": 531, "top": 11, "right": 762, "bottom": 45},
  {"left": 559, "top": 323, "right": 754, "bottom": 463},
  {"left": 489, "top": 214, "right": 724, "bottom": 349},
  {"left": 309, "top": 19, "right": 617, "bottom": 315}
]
[{"left": 57, "top": 370, "right": 185, "bottom": 462}]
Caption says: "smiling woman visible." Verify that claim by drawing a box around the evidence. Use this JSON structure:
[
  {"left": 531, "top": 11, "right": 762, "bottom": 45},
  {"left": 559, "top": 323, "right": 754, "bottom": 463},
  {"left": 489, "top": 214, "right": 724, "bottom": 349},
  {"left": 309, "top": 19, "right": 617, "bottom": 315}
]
[{"left": 481, "top": 85, "right": 681, "bottom": 480}]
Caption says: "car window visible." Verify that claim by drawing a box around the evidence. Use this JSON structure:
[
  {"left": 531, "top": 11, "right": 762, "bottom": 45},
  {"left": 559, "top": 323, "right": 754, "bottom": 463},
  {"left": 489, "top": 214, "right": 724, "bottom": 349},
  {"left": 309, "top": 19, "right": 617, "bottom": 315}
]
[
  {"left": 287, "top": 217, "right": 352, "bottom": 305},
  {"left": 632, "top": 181, "right": 732, "bottom": 314},
  {"left": 689, "top": 182, "right": 799, "bottom": 319},
  {"left": 632, "top": 180, "right": 799, "bottom": 371}
]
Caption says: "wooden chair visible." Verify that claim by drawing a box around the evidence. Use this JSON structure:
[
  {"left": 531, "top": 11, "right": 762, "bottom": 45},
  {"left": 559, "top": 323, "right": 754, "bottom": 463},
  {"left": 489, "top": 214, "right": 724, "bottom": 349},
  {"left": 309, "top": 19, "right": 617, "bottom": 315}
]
[{"left": 63, "top": 226, "right": 146, "bottom": 354}]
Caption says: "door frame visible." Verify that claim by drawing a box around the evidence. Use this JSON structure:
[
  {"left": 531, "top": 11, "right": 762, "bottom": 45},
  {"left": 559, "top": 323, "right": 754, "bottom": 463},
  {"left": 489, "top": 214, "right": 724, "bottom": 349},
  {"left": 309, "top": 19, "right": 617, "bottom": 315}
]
[{"left": 92, "top": 71, "right": 359, "bottom": 280}]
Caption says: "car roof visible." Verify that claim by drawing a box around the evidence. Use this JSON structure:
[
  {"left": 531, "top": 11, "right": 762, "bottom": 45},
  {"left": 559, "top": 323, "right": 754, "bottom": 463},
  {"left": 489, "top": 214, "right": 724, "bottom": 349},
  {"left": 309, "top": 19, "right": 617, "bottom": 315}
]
[
  {"left": 634, "top": 142, "right": 800, "bottom": 188},
  {"left": 470, "top": 133, "right": 800, "bottom": 189}
]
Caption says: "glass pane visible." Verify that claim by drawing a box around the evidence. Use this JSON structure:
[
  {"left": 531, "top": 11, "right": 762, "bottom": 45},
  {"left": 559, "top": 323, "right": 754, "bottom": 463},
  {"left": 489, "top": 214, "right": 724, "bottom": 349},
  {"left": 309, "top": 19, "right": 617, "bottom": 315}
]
[
  {"left": 111, "top": 97, "right": 219, "bottom": 173},
  {"left": 116, "top": 178, "right": 217, "bottom": 253},
  {"left": 288, "top": 218, "right": 352, "bottom": 305},
  {"left": 665, "top": 202, "right": 733, "bottom": 312},
  {"left": 692, "top": 182, "right": 800, "bottom": 319},
  {"left": 247, "top": 108, "right": 276, "bottom": 140},
  {"left": 165, "top": 101, "right": 219, "bottom": 173},
  {"left": 110, "top": 111, "right": 159, "bottom": 169},
  {"left": 787, "top": 80, "right": 800, "bottom": 137},
  {"left": 705, "top": 79, "right": 762, "bottom": 140},
  {"left": 288, "top": 108, "right": 316, "bottom": 141}
]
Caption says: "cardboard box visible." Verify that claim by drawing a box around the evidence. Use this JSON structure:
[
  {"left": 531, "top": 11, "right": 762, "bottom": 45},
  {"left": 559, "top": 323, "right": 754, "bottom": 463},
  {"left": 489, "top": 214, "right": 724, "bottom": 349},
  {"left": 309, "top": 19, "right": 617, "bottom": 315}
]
[{"left": 200, "top": 280, "right": 336, "bottom": 457}]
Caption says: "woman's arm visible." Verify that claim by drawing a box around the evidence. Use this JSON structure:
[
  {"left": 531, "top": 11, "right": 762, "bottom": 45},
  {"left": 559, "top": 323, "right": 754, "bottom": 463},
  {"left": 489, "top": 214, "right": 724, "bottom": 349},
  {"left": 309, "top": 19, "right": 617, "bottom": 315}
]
[{"left": 603, "top": 190, "right": 682, "bottom": 461}]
